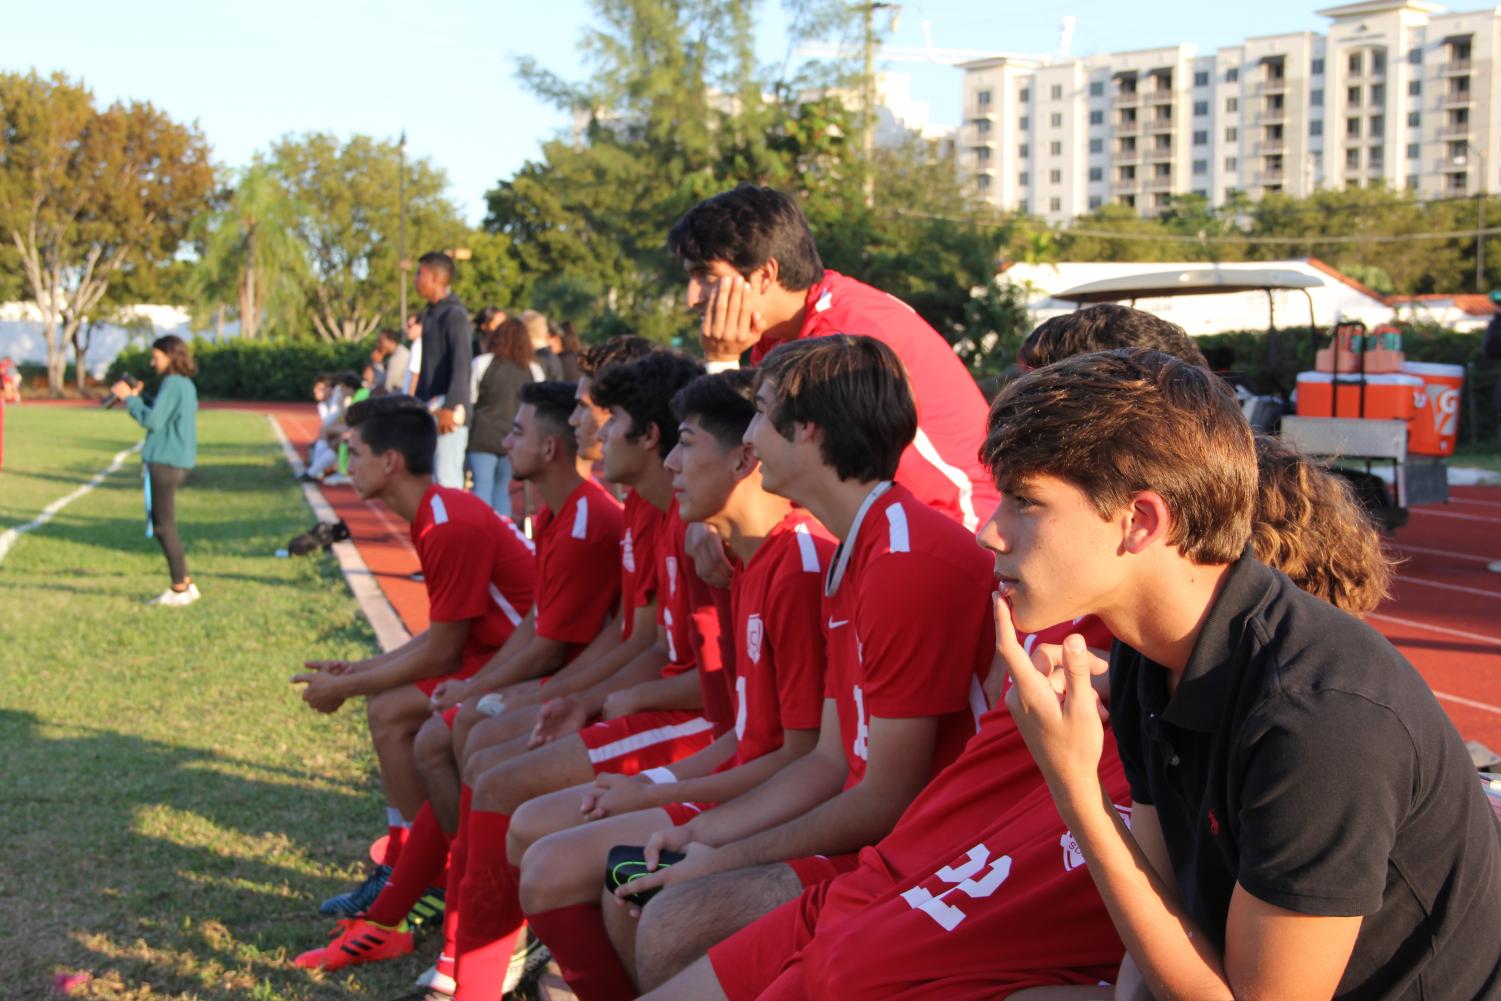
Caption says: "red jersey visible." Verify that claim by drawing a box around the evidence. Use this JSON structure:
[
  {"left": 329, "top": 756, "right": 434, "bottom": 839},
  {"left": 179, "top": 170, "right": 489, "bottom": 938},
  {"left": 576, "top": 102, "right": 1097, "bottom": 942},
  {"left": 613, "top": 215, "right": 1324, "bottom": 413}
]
[
  {"left": 532, "top": 478, "right": 624, "bottom": 648},
  {"left": 658, "top": 502, "right": 737, "bottom": 730},
  {"left": 619, "top": 489, "right": 664, "bottom": 641},
  {"left": 823, "top": 482, "right": 996, "bottom": 791},
  {"left": 410, "top": 485, "right": 537, "bottom": 678},
  {"left": 750, "top": 271, "right": 999, "bottom": 532},
  {"left": 725, "top": 511, "right": 834, "bottom": 769}
]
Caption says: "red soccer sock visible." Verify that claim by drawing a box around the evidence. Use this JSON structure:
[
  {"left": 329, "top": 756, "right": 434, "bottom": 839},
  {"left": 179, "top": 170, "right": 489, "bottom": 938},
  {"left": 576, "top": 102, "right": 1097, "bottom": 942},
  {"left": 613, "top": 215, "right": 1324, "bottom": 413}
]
[
  {"left": 452, "top": 809, "right": 526, "bottom": 1001},
  {"left": 365, "top": 801, "right": 451, "bottom": 927},
  {"left": 380, "top": 822, "right": 407, "bottom": 867},
  {"left": 527, "top": 903, "right": 636, "bottom": 1001},
  {"left": 439, "top": 785, "right": 474, "bottom": 978}
]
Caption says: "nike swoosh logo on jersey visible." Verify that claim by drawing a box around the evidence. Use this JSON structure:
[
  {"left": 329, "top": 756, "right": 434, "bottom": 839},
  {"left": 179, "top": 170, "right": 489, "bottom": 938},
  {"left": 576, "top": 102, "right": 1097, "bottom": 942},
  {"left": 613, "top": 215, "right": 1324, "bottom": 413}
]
[{"left": 828, "top": 617, "right": 849, "bottom": 629}]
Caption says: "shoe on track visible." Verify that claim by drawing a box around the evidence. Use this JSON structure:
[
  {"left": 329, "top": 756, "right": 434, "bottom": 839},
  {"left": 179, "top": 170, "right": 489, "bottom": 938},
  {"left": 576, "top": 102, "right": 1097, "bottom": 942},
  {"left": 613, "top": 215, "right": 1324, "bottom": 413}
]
[
  {"left": 293, "top": 916, "right": 413, "bottom": 971},
  {"left": 404, "top": 887, "right": 446, "bottom": 932},
  {"left": 319, "top": 863, "right": 391, "bottom": 916}
]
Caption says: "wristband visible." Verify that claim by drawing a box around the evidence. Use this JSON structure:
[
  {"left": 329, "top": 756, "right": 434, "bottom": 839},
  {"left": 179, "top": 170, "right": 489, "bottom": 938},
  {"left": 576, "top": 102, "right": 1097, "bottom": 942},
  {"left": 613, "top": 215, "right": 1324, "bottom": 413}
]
[{"left": 643, "top": 767, "right": 677, "bottom": 785}]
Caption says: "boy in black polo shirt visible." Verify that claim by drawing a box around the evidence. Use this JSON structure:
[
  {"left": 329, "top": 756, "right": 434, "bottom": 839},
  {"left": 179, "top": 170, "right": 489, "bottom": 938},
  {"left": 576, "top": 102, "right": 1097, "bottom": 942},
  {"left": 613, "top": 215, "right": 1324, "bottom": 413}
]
[{"left": 983, "top": 348, "right": 1501, "bottom": 1000}]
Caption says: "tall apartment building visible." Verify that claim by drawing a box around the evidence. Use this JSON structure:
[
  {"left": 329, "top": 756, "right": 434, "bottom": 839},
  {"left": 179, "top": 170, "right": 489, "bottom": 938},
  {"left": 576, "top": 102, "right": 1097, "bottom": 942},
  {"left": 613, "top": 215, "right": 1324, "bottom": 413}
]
[{"left": 958, "top": 0, "right": 1500, "bottom": 221}]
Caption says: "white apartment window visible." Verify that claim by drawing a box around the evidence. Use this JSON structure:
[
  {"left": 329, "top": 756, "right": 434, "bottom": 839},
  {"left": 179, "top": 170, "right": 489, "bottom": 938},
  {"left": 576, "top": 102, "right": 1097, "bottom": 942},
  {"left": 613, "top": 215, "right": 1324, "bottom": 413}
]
[
  {"left": 1088, "top": 195, "right": 1103, "bottom": 209},
  {"left": 1371, "top": 84, "right": 1385, "bottom": 105},
  {"left": 1050, "top": 197, "right": 1062, "bottom": 212},
  {"left": 1089, "top": 110, "right": 1104, "bottom": 125},
  {"left": 1088, "top": 166, "right": 1104, "bottom": 181},
  {"left": 1408, "top": 47, "right": 1422, "bottom": 65},
  {"left": 1225, "top": 156, "right": 1238, "bottom": 171},
  {"left": 1193, "top": 159, "right": 1208, "bottom": 175},
  {"left": 1193, "top": 100, "right": 1209, "bottom": 116},
  {"left": 978, "top": 119, "right": 992, "bottom": 134},
  {"left": 1369, "top": 147, "right": 1383, "bottom": 171},
  {"left": 1312, "top": 88, "right": 1323, "bottom": 105},
  {"left": 1373, "top": 51, "right": 1386, "bottom": 75},
  {"left": 977, "top": 174, "right": 992, "bottom": 190},
  {"left": 1049, "top": 141, "right": 1062, "bottom": 156},
  {"left": 1194, "top": 70, "right": 1210, "bottom": 87},
  {"left": 1406, "top": 142, "right": 1419, "bottom": 159},
  {"left": 1345, "top": 148, "right": 1360, "bottom": 168},
  {"left": 1226, "top": 67, "right": 1239, "bottom": 82},
  {"left": 1408, "top": 80, "right": 1420, "bottom": 97},
  {"left": 1347, "top": 117, "right": 1361, "bottom": 137},
  {"left": 1192, "top": 189, "right": 1208, "bottom": 198},
  {"left": 1019, "top": 143, "right": 1030, "bottom": 158},
  {"left": 1050, "top": 112, "right": 1063, "bottom": 128},
  {"left": 1227, "top": 97, "right": 1239, "bottom": 113},
  {"left": 1020, "top": 116, "right": 1030, "bottom": 130},
  {"left": 976, "top": 147, "right": 992, "bottom": 162},
  {"left": 1370, "top": 114, "right": 1384, "bottom": 134},
  {"left": 1311, "top": 57, "right": 1325, "bottom": 75},
  {"left": 1407, "top": 111, "right": 1420, "bottom": 127},
  {"left": 1019, "top": 171, "right": 1030, "bottom": 186},
  {"left": 1406, "top": 175, "right": 1419, "bottom": 190},
  {"left": 1310, "top": 119, "right": 1323, "bottom": 136},
  {"left": 1348, "top": 52, "right": 1362, "bottom": 74},
  {"left": 1347, "top": 86, "right": 1361, "bottom": 106},
  {"left": 1019, "top": 87, "right": 1030, "bottom": 102},
  {"left": 1051, "top": 84, "right": 1063, "bottom": 99},
  {"left": 1089, "top": 81, "right": 1105, "bottom": 97},
  {"left": 978, "top": 89, "right": 993, "bottom": 107},
  {"left": 1088, "top": 138, "right": 1104, "bottom": 153},
  {"left": 1049, "top": 169, "right": 1062, "bottom": 184},
  {"left": 1225, "top": 126, "right": 1238, "bottom": 141},
  {"left": 1193, "top": 129, "right": 1209, "bottom": 145}
]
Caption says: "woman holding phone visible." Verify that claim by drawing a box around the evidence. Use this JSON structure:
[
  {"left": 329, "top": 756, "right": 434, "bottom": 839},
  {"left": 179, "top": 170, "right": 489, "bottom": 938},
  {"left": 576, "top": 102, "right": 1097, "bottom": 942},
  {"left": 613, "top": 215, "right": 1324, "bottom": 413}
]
[{"left": 111, "top": 335, "right": 200, "bottom": 606}]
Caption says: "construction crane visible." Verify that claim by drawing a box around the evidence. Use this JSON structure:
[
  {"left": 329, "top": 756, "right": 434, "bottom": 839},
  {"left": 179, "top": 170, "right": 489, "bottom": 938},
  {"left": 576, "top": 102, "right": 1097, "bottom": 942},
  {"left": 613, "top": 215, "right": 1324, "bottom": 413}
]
[{"left": 793, "top": 14, "right": 1077, "bottom": 67}]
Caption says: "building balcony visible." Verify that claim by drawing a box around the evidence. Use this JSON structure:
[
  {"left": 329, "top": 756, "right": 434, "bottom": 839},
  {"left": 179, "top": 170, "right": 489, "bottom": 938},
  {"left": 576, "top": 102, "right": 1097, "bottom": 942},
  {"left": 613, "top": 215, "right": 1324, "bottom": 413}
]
[
  {"left": 1144, "top": 146, "right": 1174, "bottom": 162},
  {"left": 1441, "top": 90, "right": 1473, "bottom": 106},
  {"left": 1258, "top": 168, "right": 1287, "bottom": 184},
  {"left": 1116, "top": 119, "right": 1144, "bottom": 134},
  {"left": 1254, "top": 78, "right": 1288, "bottom": 96},
  {"left": 1145, "top": 116, "right": 1174, "bottom": 132},
  {"left": 1111, "top": 175, "right": 1141, "bottom": 192},
  {"left": 1255, "top": 139, "right": 1286, "bottom": 154},
  {"left": 1145, "top": 88, "right": 1175, "bottom": 104},
  {"left": 1113, "top": 90, "right": 1142, "bottom": 107},
  {"left": 1255, "top": 108, "right": 1288, "bottom": 125},
  {"left": 1113, "top": 146, "right": 1141, "bottom": 162},
  {"left": 1442, "top": 58, "right": 1472, "bottom": 74},
  {"left": 1143, "top": 174, "right": 1175, "bottom": 190},
  {"left": 1440, "top": 121, "right": 1472, "bottom": 138}
]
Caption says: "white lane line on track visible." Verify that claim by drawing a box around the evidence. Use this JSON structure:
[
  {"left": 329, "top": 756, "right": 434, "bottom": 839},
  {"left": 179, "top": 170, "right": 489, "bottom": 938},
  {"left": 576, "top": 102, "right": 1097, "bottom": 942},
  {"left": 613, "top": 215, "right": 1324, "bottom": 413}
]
[
  {"left": 1398, "top": 575, "right": 1501, "bottom": 601},
  {"left": 1447, "top": 496, "right": 1501, "bottom": 510},
  {"left": 1370, "top": 612, "right": 1501, "bottom": 649},
  {"left": 0, "top": 441, "right": 143, "bottom": 565},
  {"left": 267, "top": 415, "right": 410, "bottom": 653},
  {"left": 1393, "top": 543, "right": 1500, "bottom": 565},
  {"left": 1409, "top": 508, "right": 1501, "bottom": 524},
  {"left": 1434, "top": 691, "right": 1501, "bottom": 716}
]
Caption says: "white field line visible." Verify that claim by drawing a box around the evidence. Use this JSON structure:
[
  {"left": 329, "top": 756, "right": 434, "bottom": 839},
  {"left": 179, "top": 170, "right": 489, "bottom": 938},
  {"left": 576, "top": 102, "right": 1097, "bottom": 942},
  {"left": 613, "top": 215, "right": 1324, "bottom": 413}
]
[
  {"left": 1370, "top": 612, "right": 1501, "bottom": 649},
  {"left": 1433, "top": 691, "right": 1501, "bottom": 716},
  {"left": 1392, "top": 543, "right": 1499, "bottom": 565},
  {"left": 0, "top": 442, "right": 143, "bottom": 565},
  {"left": 1447, "top": 496, "right": 1501, "bottom": 510},
  {"left": 1409, "top": 507, "right": 1501, "bottom": 525},
  {"left": 267, "top": 415, "right": 410, "bottom": 653},
  {"left": 1398, "top": 575, "right": 1501, "bottom": 601}
]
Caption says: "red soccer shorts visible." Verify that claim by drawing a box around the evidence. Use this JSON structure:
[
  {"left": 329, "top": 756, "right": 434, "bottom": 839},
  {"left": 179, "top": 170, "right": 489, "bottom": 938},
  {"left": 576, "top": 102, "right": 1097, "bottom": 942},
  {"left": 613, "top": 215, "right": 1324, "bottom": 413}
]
[{"left": 580, "top": 710, "right": 715, "bottom": 775}]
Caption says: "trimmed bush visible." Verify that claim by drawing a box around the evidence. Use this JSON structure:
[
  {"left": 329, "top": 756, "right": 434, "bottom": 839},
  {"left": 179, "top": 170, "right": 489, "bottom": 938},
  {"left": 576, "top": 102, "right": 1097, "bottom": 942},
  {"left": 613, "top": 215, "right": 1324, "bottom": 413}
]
[{"left": 106, "top": 337, "right": 376, "bottom": 402}]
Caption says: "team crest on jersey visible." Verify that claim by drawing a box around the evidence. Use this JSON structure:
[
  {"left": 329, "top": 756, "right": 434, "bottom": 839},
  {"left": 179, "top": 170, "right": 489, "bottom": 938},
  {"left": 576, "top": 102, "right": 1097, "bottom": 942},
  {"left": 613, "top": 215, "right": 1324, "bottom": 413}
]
[
  {"left": 1061, "top": 802, "right": 1132, "bottom": 871},
  {"left": 666, "top": 556, "right": 678, "bottom": 596},
  {"left": 746, "top": 613, "right": 764, "bottom": 664}
]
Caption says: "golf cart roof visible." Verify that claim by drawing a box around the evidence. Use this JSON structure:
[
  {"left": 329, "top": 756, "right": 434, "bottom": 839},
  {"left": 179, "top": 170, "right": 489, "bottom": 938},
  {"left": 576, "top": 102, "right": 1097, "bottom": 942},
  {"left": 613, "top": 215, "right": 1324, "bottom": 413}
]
[{"left": 1054, "top": 268, "right": 1324, "bottom": 303}]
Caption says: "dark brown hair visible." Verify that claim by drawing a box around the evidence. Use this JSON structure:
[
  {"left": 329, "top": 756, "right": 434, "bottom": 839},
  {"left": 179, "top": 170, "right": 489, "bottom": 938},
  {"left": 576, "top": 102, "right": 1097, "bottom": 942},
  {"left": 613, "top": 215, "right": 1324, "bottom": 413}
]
[
  {"left": 755, "top": 335, "right": 917, "bottom": 483},
  {"left": 578, "top": 335, "right": 655, "bottom": 378},
  {"left": 487, "top": 317, "right": 536, "bottom": 368},
  {"left": 152, "top": 335, "right": 197, "bottom": 377},
  {"left": 982, "top": 348, "right": 1256, "bottom": 565},
  {"left": 1018, "top": 304, "right": 1207, "bottom": 371},
  {"left": 346, "top": 394, "right": 436, "bottom": 476},
  {"left": 591, "top": 351, "right": 705, "bottom": 458},
  {"left": 1252, "top": 435, "right": 1395, "bottom": 615},
  {"left": 668, "top": 185, "right": 825, "bottom": 291}
]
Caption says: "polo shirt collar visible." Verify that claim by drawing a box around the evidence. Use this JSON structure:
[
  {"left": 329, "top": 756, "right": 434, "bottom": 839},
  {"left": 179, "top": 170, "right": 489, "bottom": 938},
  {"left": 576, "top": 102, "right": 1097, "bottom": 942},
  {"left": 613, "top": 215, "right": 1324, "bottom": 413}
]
[{"left": 1159, "top": 549, "right": 1275, "bottom": 733}]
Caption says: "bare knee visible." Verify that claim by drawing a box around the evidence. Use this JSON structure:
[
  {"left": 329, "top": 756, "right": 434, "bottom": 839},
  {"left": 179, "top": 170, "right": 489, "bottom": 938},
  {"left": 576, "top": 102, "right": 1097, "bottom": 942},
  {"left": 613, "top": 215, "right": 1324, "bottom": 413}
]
[
  {"left": 517, "top": 831, "right": 571, "bottom": 913},
  {"left": 414, "top": 715, "right": 452, "bottom": 770},
  {"left": 366, "top": 688, "right": 422, "bottom": 739}
]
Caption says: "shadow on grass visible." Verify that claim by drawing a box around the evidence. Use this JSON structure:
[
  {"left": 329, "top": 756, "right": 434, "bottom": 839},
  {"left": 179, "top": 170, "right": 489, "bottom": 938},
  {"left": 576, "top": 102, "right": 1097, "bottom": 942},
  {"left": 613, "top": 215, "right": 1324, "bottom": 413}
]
[{"left": 0, "top": 708, "right": 416, "bottom": 999}]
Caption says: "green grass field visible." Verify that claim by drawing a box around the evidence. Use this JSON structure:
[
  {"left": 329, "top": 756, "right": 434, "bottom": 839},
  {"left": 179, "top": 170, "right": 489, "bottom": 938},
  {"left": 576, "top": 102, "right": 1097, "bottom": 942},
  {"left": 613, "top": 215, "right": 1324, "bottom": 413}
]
[{"left": 1, "top": 406, "right": 437, "bottom": 1000}]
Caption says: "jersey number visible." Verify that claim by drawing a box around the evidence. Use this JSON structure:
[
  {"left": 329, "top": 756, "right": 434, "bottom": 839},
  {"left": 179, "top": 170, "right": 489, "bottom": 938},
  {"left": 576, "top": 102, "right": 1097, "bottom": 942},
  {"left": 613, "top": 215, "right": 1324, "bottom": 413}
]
[
  {"left": 735, "top": 675, "right": 748, "bottom": 740},
  {"left": 851, "top": 684, "right": 870, "bottom": 761},
  {"left": 663, "top": 607, "right": 678, "bottom": 663},
  {"left": 899, "top": 844, "right": 1013, "bottom": 932}
]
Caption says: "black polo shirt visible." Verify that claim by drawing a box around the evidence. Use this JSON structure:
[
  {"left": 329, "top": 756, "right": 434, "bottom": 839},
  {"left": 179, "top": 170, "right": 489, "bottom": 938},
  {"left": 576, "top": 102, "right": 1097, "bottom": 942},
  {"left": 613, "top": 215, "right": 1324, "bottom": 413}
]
[{"left": 1110, "top": 553, "right": 1501, "bottom": 1000}]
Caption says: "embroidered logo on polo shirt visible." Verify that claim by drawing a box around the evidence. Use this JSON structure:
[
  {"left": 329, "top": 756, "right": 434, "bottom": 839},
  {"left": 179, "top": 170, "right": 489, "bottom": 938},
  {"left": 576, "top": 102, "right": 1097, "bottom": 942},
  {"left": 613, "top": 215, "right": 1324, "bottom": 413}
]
[
  {"left": 746, "top": 613, "right": 764, "bottom": 664},
  {"left": 1207, "top": 808, "right": 1220, "bottom": 837}
]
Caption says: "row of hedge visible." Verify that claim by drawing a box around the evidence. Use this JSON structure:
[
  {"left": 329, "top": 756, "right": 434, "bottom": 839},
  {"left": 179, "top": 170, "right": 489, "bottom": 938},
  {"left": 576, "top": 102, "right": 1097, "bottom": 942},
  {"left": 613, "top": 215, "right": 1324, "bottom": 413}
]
[
  {"left": 106, "top": 338, "right": 376, "bottom": 402},
  {"left": 102, "top": 324, "right": 1501, "bottom": 442}
]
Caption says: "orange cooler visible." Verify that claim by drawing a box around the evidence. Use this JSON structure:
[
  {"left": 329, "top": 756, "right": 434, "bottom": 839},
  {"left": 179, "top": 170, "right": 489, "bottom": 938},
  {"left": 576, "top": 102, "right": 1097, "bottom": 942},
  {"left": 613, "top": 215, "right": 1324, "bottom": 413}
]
[
  {"left": 1404, "top": 361, "right": 1465, "bottom": 456},
  {"left": 1295, "top": 371, "right": 1422, "bottom": 421}
]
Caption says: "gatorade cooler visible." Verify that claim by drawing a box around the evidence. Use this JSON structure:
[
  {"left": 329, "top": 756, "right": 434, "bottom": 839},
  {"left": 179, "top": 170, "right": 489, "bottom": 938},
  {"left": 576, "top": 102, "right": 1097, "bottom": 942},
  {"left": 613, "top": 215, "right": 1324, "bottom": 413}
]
[
  {"left": 1295, "top": 371, "right": 1422, "bottom": 421},
  {"left": 1404, "top": 361, "right": 1465, "bottom": 457}
]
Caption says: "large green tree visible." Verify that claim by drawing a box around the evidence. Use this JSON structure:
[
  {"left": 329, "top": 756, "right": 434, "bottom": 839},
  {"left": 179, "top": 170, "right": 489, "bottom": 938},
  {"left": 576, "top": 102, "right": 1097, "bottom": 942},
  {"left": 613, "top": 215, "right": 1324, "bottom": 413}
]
[
  {"left": 269, "top": 133, "right": 466, "bottom": 341},
  {"left": 0, "top": 71, "right": 215, "bottom": 394}
]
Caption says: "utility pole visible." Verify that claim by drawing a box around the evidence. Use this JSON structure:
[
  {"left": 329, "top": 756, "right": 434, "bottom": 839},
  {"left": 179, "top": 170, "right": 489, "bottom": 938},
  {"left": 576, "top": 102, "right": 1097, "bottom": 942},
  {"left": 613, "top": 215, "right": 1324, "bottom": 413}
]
[
  {"left": 861, "top": 2, "right": 897, "bottom": 207},
  {"left": 1475, "top": 147, "right": 1487, "bottom": 294},
  {"left": 398, "top": 130, "right": 409, "bottom": 325}
]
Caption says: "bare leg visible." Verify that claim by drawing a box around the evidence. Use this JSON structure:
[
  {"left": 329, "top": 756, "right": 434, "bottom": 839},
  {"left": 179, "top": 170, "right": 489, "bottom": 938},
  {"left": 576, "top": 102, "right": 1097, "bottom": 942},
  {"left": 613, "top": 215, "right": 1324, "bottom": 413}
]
[
  {"left": 637, "top": 955, "right": 730, "bottom": 1001},
  {"left": 602, "top": 885, "right": 641, "bottom": 985},
  {"left": 634, "top": 863, "right": 803, "bottom": 991},
  {"left": 414, "top": 713, "right": 461, "bottom": 831},
  {"left": 460, "top": 731, "right": 535, "bottom": 788},
  {"left": 366, "top": 685, "right": 432, "bottom": 820},
  {"left": 470, "top": 733, "right": 599, "bottom": 816},
  {"left": 517, "top": 805, "right": 675, "bottom": 912}
]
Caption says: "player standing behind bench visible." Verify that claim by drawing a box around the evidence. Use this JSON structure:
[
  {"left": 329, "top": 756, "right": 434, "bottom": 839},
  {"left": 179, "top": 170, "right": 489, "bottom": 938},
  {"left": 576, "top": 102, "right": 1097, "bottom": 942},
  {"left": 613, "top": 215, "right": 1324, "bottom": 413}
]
[
  {"left": 992, "top": 349, "right": 1501, "bottom": 1000},
  {"left": 614, "top": 335, "right": 999, "bottom": 989},
  {"left": 288, "top": 396, "right": 536, "bottom": 933}
]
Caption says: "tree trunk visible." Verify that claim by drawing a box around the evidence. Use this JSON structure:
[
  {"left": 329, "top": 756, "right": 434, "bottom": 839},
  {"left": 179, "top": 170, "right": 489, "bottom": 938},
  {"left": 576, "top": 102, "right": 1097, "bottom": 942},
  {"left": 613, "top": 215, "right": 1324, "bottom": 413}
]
[{"left": 243, "top": 225, "right": 259, "bottom": 338}]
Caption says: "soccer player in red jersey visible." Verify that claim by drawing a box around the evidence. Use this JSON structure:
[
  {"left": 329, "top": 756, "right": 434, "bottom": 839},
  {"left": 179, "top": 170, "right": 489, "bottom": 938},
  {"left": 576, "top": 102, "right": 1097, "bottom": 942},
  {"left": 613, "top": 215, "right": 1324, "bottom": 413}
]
[
  {"left": 667, "top": 184, "right": 998, "bottom": 532},
  {"left": 445, "top": 350, "right": 719, "bottom": 1001},
  {"left": 615, "top": 335, "right": 998, "bottom": 990},
  {"left": 287, "top": 396, "right": 536, "bottom": 963},
  {"left": 494, "top": 369, "right": 833, "bottom": 1000}
]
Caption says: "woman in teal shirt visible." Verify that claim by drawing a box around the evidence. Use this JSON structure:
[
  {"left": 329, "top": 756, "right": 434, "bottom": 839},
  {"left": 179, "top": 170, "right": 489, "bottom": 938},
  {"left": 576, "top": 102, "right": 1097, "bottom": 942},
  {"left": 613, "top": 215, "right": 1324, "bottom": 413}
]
[{"left": 110, "top": 335, "right": 199, "bottom": 606}]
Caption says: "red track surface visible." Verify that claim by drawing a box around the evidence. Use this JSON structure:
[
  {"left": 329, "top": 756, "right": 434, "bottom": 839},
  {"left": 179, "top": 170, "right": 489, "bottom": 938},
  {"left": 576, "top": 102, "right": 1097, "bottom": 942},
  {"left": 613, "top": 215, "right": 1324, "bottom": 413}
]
[{"left": 31, "top": 400, "right": 1497, "bottom": 750}]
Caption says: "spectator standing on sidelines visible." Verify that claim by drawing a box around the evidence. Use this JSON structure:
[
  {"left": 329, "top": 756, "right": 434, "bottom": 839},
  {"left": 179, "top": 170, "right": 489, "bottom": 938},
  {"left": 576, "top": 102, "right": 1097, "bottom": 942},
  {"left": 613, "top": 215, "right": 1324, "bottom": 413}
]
[
  {"left": 468, "top": 318, "right": 535, "bottom": 519},
  {"left": 523, "top": 310, "right": 564, "bottom": 381},
  {"left": 414, "top": 251, "right": 473, "bottom": 489},
  {"left": 374, "top": 328, "right": 412, "bottom": 394}
]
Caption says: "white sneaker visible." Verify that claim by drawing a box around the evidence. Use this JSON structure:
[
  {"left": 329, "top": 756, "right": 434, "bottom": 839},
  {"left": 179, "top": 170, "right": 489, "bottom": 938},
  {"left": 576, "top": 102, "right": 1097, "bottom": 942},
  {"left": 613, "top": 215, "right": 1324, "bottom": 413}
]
[
  {"left": 415, "top": 962, "right": 456, "bottom": 996},
  {"left": 1489, "top": 561, "right": 1501, "bottom": 574},
  {"left": 149, "top": 583, "right": 201, "bottom": 607},
  {"left": 322, "top": 474, "right": 352, "bottom": 486}
]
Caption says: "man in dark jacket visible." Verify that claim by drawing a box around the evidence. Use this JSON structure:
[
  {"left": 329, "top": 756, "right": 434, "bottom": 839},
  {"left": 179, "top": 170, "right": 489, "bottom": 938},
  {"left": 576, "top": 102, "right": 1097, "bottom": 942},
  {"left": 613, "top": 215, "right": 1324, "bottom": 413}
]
[{"left": 415, "top": 252, "right": 473, "bottom": 488}]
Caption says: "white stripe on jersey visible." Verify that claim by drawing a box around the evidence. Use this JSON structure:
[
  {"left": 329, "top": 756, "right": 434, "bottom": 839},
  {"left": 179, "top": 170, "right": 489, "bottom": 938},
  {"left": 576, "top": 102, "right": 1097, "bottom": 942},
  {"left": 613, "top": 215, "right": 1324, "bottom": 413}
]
[
  {"left": 430, "top": 494, "right": 449, "bottom": 525},
  {"left": 585, "top": 716, "right": 715, "bottom": 764},
  {"left": 911, "top": 427, "right": 979, "bottom": 532},
  {"left": 793, "top": 523, "right": 822, "bottom": 572},
  {"left": 497, "top": 514, "right": 536, "bottom": 554},
  {"left": 885, "top": 502, "right": 910, "bottom": 554},
  {"left": 571, "top": 497, "right": 589, "bottom": 539},
  {"left": 488, "top": 582, "right": 523, "bottom": 626}
]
